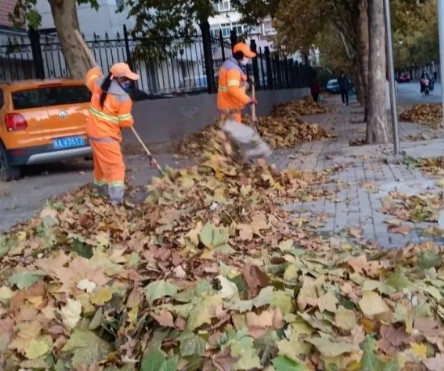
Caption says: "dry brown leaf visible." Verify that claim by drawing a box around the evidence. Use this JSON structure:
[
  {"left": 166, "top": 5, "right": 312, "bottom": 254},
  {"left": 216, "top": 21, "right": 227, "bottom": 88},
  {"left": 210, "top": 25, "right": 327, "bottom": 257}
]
[
  {"left": 347, "top": 255, "right": 367, "bottom": 274},
  {"left": 151, "top": 310, "right": 175, "bottom": 327},
  {"left": 10, "top": 280, "right": 45, "bottom": 313},
  {"left": 389, "top": 224, "right": 413, "bottom": 236},
  {"left": 316, "top": 292, "right": 338, "bottom": 313},
  {"left": 246, "top": 308, "right": 284, "bottom": 338},
  {"left": 242, "top": 264, "right": 270, "bottom": 298},
  {"left": 8, "top": 320, "right": 42, "bottom": 354},
  {"left": 212, "top": 349, "right": 239, "bottom": 371}
]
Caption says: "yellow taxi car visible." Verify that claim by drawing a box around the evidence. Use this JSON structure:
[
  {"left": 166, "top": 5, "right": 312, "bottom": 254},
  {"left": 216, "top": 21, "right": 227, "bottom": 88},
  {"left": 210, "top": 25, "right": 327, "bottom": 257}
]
[{"left": 0, "top": 79, "right": 92, "bottom": 181}]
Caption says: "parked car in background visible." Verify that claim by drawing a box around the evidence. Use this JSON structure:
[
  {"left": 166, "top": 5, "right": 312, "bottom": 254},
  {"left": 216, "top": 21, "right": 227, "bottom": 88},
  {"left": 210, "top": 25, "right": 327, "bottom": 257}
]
[
  {"left": 0, "top": 80, "right": 92, "bottom": 181},
  {"left": 397, "top": 72, "right": 411, "bottom": 83},
  {"left": 326, "top": 79, "right": 341, "bottom": 94}
]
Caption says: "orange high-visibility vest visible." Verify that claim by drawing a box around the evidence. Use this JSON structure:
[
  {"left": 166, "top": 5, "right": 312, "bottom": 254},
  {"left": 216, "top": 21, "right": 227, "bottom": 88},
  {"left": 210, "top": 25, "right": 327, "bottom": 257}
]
[
  {"left": 85, "top": 67, "right": 134, "bottom": 142},
  {"left": 217, "top": 58, "right": 250, "bottom": 112}
]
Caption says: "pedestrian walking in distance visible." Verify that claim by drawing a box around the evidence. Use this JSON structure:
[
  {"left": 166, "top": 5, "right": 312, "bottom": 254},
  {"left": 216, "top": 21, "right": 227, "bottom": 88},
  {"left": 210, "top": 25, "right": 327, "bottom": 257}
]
[
  {"left": 310, "top": 79, "right": 321, "bottom": 102},
  {"left": 338, "top": 71, "right": 350, "bottom": 106}
]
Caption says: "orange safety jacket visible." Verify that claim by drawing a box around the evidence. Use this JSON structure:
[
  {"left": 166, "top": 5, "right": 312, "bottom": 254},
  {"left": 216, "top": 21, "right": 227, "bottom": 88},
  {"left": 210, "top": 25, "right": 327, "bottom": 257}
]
[
  {"left": 85, "top": 67, "right": 134, "bottom": 142},
  {"left": 217, "top": 57, "right": 250, "bottom": 113}
]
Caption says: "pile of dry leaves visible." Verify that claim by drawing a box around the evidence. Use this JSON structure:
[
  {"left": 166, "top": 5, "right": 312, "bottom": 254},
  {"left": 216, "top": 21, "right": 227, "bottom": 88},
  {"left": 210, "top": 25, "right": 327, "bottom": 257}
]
[
  {"left": 400, "top": 104, "right": 443, "bottom": 128},
  {"left": 405, "top": 156, "right": 444, "bottom": 177},
  {"left": 175, "top": 99, "right": 331, "bottom": 156},
  {"left": 1, "top": 131, "right": 444, "bottom": 370},
  {"left": 271, "top": 98, "right": 327, "bottom": 117},
  {"left": 381, "top": 191, "right": 443, "bottom": 223}
]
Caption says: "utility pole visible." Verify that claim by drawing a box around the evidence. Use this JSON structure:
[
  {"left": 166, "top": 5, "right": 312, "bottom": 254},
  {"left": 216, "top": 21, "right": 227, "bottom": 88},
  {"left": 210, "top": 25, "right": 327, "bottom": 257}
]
[
  {"left": 438, "top": 0, "right": 444, "bottom": 127},
  {"left": 384, "top": 0, "right": 400, "bottom": 156}
]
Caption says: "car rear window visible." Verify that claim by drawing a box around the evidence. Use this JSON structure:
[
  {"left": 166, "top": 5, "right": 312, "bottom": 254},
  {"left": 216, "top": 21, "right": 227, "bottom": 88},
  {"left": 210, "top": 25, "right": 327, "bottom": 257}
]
[{"left": 12, "top": 86, "right": 92, "bottom": 110}]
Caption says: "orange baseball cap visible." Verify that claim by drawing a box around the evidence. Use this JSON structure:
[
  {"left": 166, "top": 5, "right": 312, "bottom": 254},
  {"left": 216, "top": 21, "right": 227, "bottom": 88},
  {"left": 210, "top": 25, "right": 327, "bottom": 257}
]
[
  {"left": 110, "top": 62, "right": 140, "bottom": 80},
  {"left": 233, "top": 42, "right": 256, "bottom": 58}
]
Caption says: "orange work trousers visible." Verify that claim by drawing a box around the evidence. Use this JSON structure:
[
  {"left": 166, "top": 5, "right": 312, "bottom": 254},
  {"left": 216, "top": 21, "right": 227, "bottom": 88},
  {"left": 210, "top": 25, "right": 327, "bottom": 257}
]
[
  {"left": 220, "top": 111, "right": 242, "bottom": 124},
  {"left": 90, "top": 139, "right": 125, "bottom": 202}
]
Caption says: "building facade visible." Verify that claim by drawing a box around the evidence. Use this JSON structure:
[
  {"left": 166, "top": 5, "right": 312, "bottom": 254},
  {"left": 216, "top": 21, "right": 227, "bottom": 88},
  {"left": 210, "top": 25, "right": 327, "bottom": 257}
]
[
  {"left": 0, "top": 0, "right": 35, "bottom": 81},
  {"left": 36, "top": 0, "right": 133, "bottom": 39},
  {"left": 0, "top": 0, "right": 27, "bottom": 42},
  {"left": 36, "top": 0, "right": 278, "bottom": 51}
]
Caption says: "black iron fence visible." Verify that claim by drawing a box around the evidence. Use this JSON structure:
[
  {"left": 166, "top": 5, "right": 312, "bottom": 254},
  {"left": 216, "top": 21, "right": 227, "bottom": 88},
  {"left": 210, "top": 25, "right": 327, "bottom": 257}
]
[{"left": 0, "top": 26, "right": 310, "bottom": 98}]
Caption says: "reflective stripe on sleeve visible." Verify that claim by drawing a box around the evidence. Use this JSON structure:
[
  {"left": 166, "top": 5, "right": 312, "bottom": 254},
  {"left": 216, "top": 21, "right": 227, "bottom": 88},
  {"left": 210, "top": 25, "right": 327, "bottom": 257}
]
[
  {"left": 118, "top": 113, "right": 133, "bottom": 121},
  {"left": 227, "top": 80, "right": 240, "bottom": 87},
  {"left": 89, "top": 106, "right": 119, "bottom": 124}
]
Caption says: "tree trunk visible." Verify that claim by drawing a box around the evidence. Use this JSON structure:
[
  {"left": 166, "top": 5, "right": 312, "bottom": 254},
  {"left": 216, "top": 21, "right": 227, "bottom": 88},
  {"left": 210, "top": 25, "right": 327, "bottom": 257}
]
[
  {"left": 357, "top": 0, "right": 369, "bottom": 122},
  {"left": 49, "top": 0, "right": 93, "bottom": 79},
  {"left": 366, "top": 0, "right": 388, "bottom": 144}
]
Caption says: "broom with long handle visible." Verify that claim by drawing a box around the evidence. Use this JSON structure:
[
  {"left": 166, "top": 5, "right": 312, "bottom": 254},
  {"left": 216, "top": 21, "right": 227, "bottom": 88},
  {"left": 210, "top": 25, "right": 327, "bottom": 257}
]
[
  {"left": 250, "top": 76, "right": 258, "bottom": 131},
  {"left": 74, "top": 30, "right": 165, "bottom": 176}
]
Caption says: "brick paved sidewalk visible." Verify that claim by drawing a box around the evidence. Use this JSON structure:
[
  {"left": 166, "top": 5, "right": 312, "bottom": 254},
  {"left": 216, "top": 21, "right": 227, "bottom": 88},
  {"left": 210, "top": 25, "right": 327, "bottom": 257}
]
[{"left": 271, "top": 100, "right": 444, "bottom": 248}]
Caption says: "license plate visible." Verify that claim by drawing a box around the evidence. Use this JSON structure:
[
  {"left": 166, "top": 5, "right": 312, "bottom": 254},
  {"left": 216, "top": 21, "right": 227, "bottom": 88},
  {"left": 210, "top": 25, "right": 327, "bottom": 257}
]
[{"left": 53, "top": 136, "right": 85, "bottom": 150}]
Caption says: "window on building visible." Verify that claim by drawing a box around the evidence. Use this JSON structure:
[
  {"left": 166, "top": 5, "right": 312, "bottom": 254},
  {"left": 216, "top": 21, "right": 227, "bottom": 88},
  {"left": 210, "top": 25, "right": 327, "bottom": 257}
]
[
  {"left": 263, "top": 20, "right": 273, "bottom": 32},
  {"left": 231, "top": 22, "right": 244, "bottom": 35},
  {"left": 245, "top": 25, "right": 260, "bottom": 35},
  {"left": 220, "top": 23, "right": 232, "bottom": 37},
  {"left": 217, "top": 0, "right": 231, "bottom": 12},
  {"left": 210, "top": 21, "right": 247, "bottom": 39}
]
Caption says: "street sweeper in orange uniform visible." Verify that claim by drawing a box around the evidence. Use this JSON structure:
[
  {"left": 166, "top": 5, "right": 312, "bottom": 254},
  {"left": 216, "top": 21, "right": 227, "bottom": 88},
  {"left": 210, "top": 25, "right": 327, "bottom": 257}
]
[{"left": 85, "top": 62, "right": 139, "bottom": 203}]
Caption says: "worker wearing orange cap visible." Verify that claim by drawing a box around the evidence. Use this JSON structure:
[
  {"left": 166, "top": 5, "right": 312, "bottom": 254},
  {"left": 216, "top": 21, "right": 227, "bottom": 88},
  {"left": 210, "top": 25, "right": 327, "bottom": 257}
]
[
  {"left": 217, "top": 42, "right": 257, "bottom": 123},
  {"left": 85, "top": 62, "right": 139, "bottom": 204},
  {"left": 217, "top": 42, "right": 271, "bottom": 159}
]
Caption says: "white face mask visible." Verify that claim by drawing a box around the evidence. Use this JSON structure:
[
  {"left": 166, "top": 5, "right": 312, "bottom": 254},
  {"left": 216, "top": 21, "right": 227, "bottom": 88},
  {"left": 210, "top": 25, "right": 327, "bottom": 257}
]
[{"left": 241, "top": 58, "right": 250, "bottom": 66}]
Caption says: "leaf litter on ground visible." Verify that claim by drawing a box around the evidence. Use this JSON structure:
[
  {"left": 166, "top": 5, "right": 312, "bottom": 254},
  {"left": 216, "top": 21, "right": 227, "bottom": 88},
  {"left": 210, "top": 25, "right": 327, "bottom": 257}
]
[
  {"left": 380, "top": 191, "right": 443, "bottom": 223},
  {"left": 175, "top": 98, "right": 332, "bottom": 157},
  {"left": 400, "top": 104, "right": 443, "bottom": 128},
  {"left": 380, "top": 190, "right": 444, "bottom": 238},
  {"left": 405, "top": 155, "right": 444, "bottom": 177},
  {"left": 1, "top": 127, "right": 444, "bottom": 370}
]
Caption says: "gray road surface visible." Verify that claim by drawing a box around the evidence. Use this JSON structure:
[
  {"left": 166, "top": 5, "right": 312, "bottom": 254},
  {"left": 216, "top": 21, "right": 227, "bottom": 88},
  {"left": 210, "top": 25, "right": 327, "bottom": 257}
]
[
  {"left": 396, "top": 81, "right": 442, "bottom": 106},
  {"left": 0, "top": 154, "right": 191, "bottom": 232}
]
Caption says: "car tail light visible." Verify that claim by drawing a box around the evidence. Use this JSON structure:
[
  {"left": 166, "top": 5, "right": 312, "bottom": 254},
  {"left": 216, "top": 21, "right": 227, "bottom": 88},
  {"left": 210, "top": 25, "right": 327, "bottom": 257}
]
[{"left": 5, "top": 113, "right": 27, "bottom": 131}]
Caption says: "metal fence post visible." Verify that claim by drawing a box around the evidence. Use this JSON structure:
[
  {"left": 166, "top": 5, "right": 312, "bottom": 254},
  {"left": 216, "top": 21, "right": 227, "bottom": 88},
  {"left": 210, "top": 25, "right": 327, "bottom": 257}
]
[
  {"left": 219, "top": 29, "right": 226, "bottom": 61},
  {"left": 200, "top": 20, "right": 216, "bottom": 94},
  {"left": 284, "top": 58, "right": 291, "bottom": 89},
  {"left": 294, "top": 61, "right": 301, "bottom": 88},
  {"left": 250, "top": 39, "right": 260, "bottom": 90},
  {"left": 28, "top": 28, "right": 45, "bottom": 79},
  {"left": 274, "top": 54, "right": 282, "bottom": 88},
  {"left": 259, "top": 47, "right": 266, "bottom": 90},
  {"left": 264, "top": 47, "right": 273, "bottom": 89},
  {"left": 230, "top": 29, "right": 237, "bottom": 50},
  {"left": 301, "top": 63, "right": 306, "bottom": 87},
  {"left": 123, "top": 25, "right": 134, "bottom": 70},
  {"left": 287, "top": 58, "right": 294, "bottom": 88}
]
